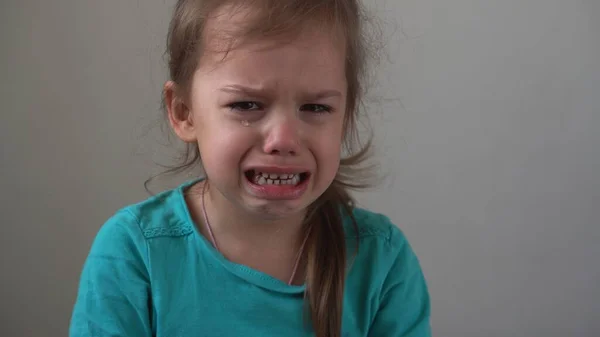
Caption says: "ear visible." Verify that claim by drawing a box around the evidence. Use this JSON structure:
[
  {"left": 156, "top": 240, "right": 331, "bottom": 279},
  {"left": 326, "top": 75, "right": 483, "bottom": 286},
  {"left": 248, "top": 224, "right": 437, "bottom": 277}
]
[{"left": 164, "top": 81, "right": 196, "bottom": 143}]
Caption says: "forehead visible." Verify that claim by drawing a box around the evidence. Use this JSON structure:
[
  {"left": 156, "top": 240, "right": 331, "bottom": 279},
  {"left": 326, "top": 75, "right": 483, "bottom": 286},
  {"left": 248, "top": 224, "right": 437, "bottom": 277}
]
[{"left": 196, "top": 4, "right": 347, "bottom": 85}]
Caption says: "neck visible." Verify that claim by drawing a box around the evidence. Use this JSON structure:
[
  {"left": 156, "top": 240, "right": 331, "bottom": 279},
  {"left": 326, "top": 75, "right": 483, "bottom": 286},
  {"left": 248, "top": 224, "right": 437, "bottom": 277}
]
[{"left": 188, "top": 181, "right": 307, "bottom": 253}]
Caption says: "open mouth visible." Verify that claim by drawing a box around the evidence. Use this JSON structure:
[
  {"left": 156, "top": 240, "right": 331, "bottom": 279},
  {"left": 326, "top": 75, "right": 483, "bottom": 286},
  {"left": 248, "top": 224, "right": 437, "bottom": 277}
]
[{"left": 244, "top": 170, "right": 310, "bottom": 186}]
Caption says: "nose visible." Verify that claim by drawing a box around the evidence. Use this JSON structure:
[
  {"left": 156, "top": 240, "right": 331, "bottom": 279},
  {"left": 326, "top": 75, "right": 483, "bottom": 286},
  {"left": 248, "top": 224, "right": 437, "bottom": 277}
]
[{"left": 262, "top": 115, "right": 301, "bottom": 156}]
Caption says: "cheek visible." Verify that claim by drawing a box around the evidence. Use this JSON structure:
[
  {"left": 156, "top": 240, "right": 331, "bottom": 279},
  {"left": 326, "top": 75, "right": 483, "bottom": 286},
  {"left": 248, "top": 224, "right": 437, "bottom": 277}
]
[
  {"left": 319, "top": 134, "right": 343, "bottom": 157},
  {"left": 197, "top": 125, "right": 255, "bottom": 174},
  {"left": 314, "top": 124, "right": 344, "bottom": 176}
]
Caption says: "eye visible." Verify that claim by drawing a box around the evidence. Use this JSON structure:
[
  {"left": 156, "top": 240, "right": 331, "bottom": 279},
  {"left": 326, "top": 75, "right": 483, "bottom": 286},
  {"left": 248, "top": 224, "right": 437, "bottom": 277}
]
[
  {"left": 228, "top": 101, "right": 262, "bottom": 111},
  {"left": 301, "top": 104, "right": 333, "bottom": 114}
]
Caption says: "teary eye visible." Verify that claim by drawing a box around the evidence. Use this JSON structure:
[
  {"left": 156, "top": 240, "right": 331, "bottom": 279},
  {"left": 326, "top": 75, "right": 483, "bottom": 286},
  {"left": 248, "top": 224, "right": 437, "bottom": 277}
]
[
  {"left": 229, "top": 102, "right": 261, "bottom": 111},
  {"left": 301, "top": 104, "right": 332, "bottom": 114}
]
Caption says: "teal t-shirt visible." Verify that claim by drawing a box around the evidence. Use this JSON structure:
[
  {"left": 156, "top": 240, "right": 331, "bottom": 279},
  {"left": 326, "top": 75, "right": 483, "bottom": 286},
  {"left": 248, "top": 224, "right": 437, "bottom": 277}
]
[{"left": 69, "top": 180, "right": 431, "bottom": 336}]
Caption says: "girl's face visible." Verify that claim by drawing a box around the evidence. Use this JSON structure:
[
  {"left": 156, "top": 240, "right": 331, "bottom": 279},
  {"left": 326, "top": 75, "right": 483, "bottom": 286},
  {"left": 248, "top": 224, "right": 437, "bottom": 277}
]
[{"left": 177, "top": 22, "right": 347, "bottom": 221}]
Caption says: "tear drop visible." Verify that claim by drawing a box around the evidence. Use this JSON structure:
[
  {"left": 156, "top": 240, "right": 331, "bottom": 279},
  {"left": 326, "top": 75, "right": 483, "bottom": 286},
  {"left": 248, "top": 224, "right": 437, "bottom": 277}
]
[{"left": 241, "top": 120, "right": 250, "bottom": 127}]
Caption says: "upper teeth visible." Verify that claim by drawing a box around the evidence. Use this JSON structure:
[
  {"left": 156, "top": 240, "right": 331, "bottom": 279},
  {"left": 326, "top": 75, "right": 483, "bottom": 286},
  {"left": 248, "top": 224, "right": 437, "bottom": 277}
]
[
  {"left": 262, "top": 172, "right": 291, "bottom": 179},
  {"left": 255, "top": 172, "right": 301, "bottom": 185}
]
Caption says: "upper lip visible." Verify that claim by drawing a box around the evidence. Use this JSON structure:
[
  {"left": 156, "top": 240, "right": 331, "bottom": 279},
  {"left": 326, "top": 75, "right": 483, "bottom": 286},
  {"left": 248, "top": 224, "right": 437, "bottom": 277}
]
[{"left": 244, "top": 165, "right": 310, "bottom": 174}]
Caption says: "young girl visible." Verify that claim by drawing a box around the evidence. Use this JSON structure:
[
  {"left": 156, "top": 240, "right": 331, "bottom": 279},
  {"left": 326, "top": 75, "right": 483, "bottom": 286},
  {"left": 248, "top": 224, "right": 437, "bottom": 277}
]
[{"left": 69, "top": 0, "right": 431, "bottom": 336}]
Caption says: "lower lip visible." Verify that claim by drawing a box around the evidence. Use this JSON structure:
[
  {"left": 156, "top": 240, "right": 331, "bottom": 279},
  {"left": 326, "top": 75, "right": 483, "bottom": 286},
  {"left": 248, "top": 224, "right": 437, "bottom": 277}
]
[{"left": 244, "top": 174, "right": 310, "bottom": 200}]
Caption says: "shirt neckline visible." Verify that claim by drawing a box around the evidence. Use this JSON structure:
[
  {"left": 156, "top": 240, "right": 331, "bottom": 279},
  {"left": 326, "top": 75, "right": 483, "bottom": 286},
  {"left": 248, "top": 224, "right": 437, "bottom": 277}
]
[{"left": 176, "top": 178, "right": 307, "bottom": 295}]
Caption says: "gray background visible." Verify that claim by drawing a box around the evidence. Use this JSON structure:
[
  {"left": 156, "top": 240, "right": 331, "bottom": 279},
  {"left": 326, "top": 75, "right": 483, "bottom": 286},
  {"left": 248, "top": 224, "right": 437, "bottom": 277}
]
[{"left": 1, "top": 0, "right": 598, "bottom": 336}]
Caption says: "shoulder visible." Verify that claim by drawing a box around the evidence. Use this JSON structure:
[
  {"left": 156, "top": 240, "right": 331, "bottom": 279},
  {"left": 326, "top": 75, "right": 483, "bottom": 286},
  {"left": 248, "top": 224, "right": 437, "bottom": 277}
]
[
  {"left": 342, "top": 208, "right": 431, "bottom": 335},
  {"left": 83, "top": 182, "right": 198, "bottom": 271},
  {"left": 342, "top": 206, "right": 425, "bottom": 289},
  {"left": 87, "top": 183, "right": 196, "bottom": 260},
  {"left": 108, "top": 183, "right": 195, "bottom": 241},
  {"left": 343, "top": 206, "right": 409, "bottom": 251}
]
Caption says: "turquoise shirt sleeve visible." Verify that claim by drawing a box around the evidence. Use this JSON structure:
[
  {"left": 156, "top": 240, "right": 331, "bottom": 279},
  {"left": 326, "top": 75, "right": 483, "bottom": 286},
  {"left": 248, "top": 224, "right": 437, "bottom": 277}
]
[
  {"left": 368, "top": 226, "right": 432, "bottom": 337},
  {"left": 69, "top": 210, "right": 153, "bottom": 337}
]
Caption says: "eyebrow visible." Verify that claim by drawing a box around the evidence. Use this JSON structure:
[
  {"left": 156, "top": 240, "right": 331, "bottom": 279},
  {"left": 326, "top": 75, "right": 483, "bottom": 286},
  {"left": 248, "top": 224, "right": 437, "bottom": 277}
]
[{"left": 219, "top": 84, "right": 342, "bottom": 100}]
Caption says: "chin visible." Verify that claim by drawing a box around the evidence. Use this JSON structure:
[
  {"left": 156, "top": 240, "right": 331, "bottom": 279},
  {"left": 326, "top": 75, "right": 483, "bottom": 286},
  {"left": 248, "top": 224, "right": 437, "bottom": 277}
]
[{"left": 248, "top": 202, "right": 307, "bottom": 221}]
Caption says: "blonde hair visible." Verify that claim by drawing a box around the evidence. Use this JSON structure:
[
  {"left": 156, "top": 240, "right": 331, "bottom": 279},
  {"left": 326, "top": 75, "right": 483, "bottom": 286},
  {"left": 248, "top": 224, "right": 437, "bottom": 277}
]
[{"left": 160, "top": 1, "right": 377, "bottom": 336}]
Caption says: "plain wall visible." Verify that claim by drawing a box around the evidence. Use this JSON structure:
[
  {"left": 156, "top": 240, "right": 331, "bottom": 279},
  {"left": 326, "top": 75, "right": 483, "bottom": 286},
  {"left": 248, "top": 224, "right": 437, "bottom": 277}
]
[{"left": 1, "top": 0, "right": 598, "bottom": 336}]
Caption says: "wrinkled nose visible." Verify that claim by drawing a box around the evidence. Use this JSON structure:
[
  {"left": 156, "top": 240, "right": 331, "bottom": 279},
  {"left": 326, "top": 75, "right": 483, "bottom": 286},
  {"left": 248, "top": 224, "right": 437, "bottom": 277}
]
[{"left": 262, "top": 116, "right": 301, "bottom": 156}]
